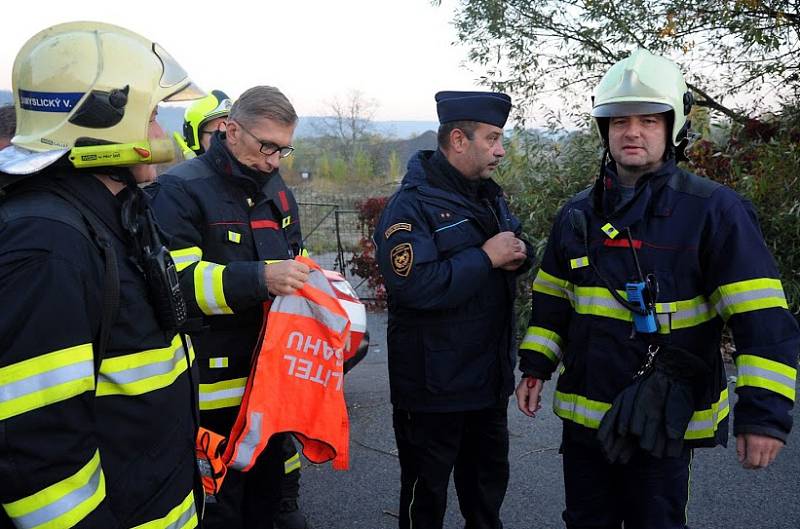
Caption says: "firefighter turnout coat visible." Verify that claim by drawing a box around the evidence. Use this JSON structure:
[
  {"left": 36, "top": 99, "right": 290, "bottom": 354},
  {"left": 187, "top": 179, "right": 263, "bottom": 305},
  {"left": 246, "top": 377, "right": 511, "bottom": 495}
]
[
  {"left": 520, "top": 159, "right": 799, "bottom": 446},
  {"left": 0, "top": 171, "right": 199, "bottom": 528},
  {"left": 148, "top": 133, "right": 304, "bottom": 434}
]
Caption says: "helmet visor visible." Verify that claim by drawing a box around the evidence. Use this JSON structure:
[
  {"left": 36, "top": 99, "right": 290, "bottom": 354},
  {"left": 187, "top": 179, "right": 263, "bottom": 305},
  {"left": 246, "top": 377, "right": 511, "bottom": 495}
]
[
  {"left": 592, "top": 101, "right": 672, "bottom": 118},
  {"left": 164, "top": 82, "right": 206, "bottom": 102}
]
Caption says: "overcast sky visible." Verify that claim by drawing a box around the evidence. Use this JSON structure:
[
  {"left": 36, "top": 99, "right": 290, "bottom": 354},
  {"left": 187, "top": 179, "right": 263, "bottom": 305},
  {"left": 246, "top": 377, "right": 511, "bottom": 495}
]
[{"left": 0, "top": 0, "right": 489, "bottom": 121}]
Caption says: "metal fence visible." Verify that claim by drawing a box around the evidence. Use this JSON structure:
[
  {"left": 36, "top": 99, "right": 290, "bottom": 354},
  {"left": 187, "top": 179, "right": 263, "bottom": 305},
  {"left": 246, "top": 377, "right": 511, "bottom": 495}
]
[{"left": 298, "top": 202, "right": 375, "bottom": 300}]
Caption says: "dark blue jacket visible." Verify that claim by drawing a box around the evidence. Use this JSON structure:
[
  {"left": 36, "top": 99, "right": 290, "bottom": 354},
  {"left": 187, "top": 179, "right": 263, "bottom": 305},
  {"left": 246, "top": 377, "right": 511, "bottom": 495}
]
[
  {"left": 375, "top": 150, "right": 531, "bottom": 412},
  {"left": 520, "top": 159, "right": 799, "bottom": 446}
]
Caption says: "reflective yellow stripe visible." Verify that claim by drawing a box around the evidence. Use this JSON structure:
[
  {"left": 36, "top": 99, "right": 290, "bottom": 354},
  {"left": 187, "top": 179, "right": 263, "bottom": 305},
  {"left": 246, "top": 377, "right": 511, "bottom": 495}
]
[
  {"left": 685, "top": 388, "right": 730, "bottom": 440},
  {"left": 227, "top": 231, "right": 241, "bottom": 244},
  {"left": 532, "top": 269, "right": 574, "bottom": 301},
  {"left": 170, "top": 247, "right": 202, "bottom": 273},
  {"left": 194, "top": 262, "right": 233, "bottom": 315},
  {"left": 735, "top": 355, "right": 797, "bottom": 401},
  {"left": 555, "top": 388, "right": 730, "bottom": 440},
  {"left": 284, "top": 453, "right": 301, "bottom": 474},
  {"left": 572, "top": 288, "right": 715, "bottom": 333},
  {"left": 209, "top": 357, "right": 228, "bottom": 369},
  {"left": 553, "top": 391, "right": 612, "bottom": 429},
  {"left": 570, "top": 256, "right": 589, "bottom": 269},
  {"left": 3, "top": 450, "right": 105, "bottom": 529},
  {"left": 520, "top": 326, "right": 563, "bottom": 363},
  {"left": 710, "top": 278, "right": 788, "bottom": 321},
  {"left": 0, "top": 343, "right": 95, "bottom": 420},
  {"left": 199, "top": 377, "right": 247, "bottom": 410},
  {"left": 130, "top": 490, "right": 197, "bottom": 529},
  {"left": 96, "top": 335, "right": 194, "bottom": 397}
]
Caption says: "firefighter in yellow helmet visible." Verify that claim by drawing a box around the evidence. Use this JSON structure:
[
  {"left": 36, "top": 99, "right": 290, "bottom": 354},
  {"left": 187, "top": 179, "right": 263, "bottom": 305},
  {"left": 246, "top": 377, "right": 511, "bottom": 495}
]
[
  {"left": 515, "top": 49, "right": 798, "bottom": 528},
  {"left": 0, "top": 22, "right": 205, "bottom": 527},
  {"left": 175, "top": 89, "right": 233, "bottom": 159}
]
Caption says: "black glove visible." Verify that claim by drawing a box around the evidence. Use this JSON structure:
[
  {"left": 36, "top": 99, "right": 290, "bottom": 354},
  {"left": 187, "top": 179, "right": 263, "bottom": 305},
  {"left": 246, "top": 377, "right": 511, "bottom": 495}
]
[{"left": 598, "top": 345, "right": 710, "bottom": 463}]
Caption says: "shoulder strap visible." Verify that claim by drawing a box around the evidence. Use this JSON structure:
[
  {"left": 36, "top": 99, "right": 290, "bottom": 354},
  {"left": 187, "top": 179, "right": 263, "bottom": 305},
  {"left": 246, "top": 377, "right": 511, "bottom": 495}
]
[{"left": 1, "top": 187, "right": 120, "bottom": 369}]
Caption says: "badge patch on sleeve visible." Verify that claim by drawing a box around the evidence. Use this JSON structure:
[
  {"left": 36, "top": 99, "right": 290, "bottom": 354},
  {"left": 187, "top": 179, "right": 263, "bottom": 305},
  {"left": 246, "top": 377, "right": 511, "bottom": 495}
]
[
  {"left": 384, "top": 222, "right": 412, "bottom": 239},
  {"left": 390, "top": 243, "right": 413, "bottom": 277}
]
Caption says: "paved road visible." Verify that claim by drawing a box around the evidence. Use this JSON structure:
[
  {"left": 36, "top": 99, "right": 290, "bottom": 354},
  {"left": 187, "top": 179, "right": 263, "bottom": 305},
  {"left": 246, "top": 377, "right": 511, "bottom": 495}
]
[{"left": 298, "top": 311, "right": 800, "bottom": 529}]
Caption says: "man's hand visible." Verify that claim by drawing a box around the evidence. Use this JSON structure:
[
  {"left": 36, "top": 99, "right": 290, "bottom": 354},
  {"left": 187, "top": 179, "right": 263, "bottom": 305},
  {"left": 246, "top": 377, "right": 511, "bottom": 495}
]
[
  {"left": 736, "top": 433, "right": 784, "bottom": 469},
  {"left": 482, "top": 231, "right": 527, "bottom": 269},
  {"left": 264, "top": 260, "right": 310, "bottom": 297},
  {"left": 515, "top": 376, "right": 544, "bottom": 418}
]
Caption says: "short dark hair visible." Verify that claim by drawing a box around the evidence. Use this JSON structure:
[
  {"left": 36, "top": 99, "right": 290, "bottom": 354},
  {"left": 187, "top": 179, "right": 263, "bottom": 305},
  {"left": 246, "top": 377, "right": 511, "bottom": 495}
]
[
  {"left": 230, "top": 86, "right": 297, "bottom": 127},
  {"left": 0, "top": 105, "right": 16, "bottom": 141},
  {"left": 437, "top": 120, "right": 478, "bottom": 149}
]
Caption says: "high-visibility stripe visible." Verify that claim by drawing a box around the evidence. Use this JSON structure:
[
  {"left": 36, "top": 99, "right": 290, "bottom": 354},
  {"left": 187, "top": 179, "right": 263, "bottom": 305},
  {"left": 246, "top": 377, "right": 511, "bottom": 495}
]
[
  {"left": 685, "top": 388, "right": 729, "bottom": 440},
  {"left": 228, "top": 411, "right": 264, "bottom": 470},
  {"left": 520, "top": 326, "right": 563, "bottom": 363},
  {"left": 209, "top": 357, "right": 228, "bottom": 369},
  {"left": 284, "top": 453, "right": 301, "bottom": 474},
  {"left": 96, "top": 335, "right": 193, "bottom": 397},
  {"left": 339, "top": 299, "right": 367, "bottom": 333},
  {"left": 199, "top": 378, "right": 247, "bottom": 410},
  {"left": 3, "top": 450, "right": 105, "bottom": 529},
  {"left": 711, "top": 278, "right": 788, "bottom": 321},
  {"left": 194, "top": 262, "right": 233, "bottom": 315},
  {"left": 735, "top": 355, "right": 797, "bottom": 401},
  {"left": 553, "top": 391, "right": 612, "bottom": 429},
  {"left": 274, "top": 296, "right": 349, "bottom": 335},
  {"left": 555, "top": 388, "right": 729, "bottom": 440},
  {"left": 571, "top": 287, "right": 715, "bottom": 333},
  {"left": 130, "top": 490, "right": 197, "bottom": 529},
  {"left": 0, "top": 343, "right": 95, "bottom": 420},
  {"left": 170, "top": 247, "right": 202, "bottom": 272},
  {"left": 532, "top": 269, "right": 574, "bottom": 301},
  {"left": 569, "top": 256, "right": 589, "bottom": 269},
  {"left": 227, "top": 231, "right": 241, "bottom": 244}
]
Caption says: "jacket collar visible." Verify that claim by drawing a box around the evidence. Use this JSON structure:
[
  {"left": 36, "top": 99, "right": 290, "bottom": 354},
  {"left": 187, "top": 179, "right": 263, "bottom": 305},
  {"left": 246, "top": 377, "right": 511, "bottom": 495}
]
[
  {"left": 204, "top": 132, "right": 276, "bottom": 195},
  {"left": 592, "top": 158, "right": 677, "bottom": 221}
]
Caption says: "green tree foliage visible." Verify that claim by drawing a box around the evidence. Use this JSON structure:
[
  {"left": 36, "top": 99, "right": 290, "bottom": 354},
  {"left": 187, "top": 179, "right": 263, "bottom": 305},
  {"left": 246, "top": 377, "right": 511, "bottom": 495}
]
[
  {"left": 440, "top": 0, "right": 799, "bottom": 121},
  {"left": 388, "top": 150, "right": 403, "bottom": 181}
]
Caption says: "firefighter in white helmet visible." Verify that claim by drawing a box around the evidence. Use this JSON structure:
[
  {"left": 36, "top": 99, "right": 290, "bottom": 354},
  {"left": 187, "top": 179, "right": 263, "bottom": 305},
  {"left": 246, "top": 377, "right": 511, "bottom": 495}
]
[
  {"left": 516, "top": 49, "right": 798, "bottom": 529},
  {"left": 0, "top": 21, "right": 205, "bottom": 527}
]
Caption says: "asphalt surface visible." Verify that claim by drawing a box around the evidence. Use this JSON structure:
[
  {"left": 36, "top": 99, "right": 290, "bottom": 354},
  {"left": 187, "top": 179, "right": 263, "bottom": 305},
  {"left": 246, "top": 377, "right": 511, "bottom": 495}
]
[{"left": 298, "top": 310, "right": 800, "bottom": 529}]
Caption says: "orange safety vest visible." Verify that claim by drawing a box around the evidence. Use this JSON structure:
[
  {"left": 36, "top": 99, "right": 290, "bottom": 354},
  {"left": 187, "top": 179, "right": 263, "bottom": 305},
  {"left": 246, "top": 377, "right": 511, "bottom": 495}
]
[{"left": 223, "top": 256, "right": 351, "bottom": 471}]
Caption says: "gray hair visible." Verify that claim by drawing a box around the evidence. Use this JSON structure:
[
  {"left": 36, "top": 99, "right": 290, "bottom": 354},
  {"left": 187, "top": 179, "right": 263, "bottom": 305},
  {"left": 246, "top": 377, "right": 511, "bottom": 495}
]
[
  {"left": 229, "top": 86, "right": 297, "bottom": 127},
  {"left": 0, "top": 105, "right": 16, "bottom": 140}
]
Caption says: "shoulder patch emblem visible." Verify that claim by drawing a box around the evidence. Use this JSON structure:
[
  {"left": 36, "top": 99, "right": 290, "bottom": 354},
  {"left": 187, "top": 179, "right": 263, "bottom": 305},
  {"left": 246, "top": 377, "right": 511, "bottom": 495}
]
[
  {"left": 390, "top": 243, "right": 413, "bottom": 277},
  {"left": 384, "top": 222, "right": 412, "bottom": 239}
]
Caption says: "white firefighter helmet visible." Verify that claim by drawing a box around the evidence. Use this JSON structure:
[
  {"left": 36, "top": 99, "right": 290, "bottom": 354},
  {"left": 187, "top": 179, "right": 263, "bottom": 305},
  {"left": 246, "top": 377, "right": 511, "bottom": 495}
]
[
  {"left": 0, "top": 21, "right": 203, "bottom": 178},
  {"left": 591, "top": 48, "right": 693, "bottom": 147}
]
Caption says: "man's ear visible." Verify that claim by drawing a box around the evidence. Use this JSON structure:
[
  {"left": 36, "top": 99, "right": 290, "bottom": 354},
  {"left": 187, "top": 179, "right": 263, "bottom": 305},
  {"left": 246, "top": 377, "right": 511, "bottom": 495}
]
[{"left": 449, "top": 128, "right": 467, "bottom": 153}]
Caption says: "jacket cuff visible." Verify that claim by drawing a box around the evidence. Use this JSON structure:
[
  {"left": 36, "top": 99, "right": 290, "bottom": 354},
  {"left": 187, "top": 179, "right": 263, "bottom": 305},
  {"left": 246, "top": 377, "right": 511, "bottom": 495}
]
[{"left": 733, "top": 423, "right": 789, "bottom": 444}]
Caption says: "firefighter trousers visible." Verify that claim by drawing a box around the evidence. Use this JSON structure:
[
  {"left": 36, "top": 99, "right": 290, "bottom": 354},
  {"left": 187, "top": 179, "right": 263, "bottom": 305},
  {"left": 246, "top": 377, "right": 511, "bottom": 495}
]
[
  {"left": 561, "top": 424, "right": 692, "bottom": 529},
  {"left": 202, "top": 432, "right": 301, "bottom": 529},
  {"left": 393, "top": 406, "right": 509, "bottom": 529}
]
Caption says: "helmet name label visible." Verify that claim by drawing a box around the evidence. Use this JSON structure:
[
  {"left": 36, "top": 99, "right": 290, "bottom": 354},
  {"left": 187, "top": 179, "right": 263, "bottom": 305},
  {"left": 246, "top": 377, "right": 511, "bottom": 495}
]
[{"left": 19, "top": 89, "right": 83, "bottom": 112}]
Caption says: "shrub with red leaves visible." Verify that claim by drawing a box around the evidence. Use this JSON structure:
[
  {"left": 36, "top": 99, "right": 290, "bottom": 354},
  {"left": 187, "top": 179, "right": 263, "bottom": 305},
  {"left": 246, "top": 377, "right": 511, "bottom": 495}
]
[{"left": 348, "top": 196, "right": 389, "bottom": 309}]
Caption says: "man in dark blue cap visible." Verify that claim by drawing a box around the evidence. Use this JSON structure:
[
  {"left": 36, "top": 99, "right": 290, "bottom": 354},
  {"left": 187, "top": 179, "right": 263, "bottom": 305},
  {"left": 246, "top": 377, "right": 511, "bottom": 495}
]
[{"left": 374, "top": 91, "right": 532, "bottom": 529}]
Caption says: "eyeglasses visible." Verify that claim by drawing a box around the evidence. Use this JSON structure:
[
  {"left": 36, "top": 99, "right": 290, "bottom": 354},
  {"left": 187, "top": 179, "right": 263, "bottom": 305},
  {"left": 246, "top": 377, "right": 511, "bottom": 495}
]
[{"left": 233, "top": 120, "right": 294, "bottom": 158}]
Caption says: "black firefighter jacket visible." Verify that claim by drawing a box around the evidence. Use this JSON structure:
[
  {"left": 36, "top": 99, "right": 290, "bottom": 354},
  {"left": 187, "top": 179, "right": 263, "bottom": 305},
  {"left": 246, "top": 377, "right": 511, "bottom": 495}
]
[
  {"left": 520, "top": 159, "right": 799, "bottom": 447},
  {"left": 0, "top": 170, "right": 199, "bottom": 528},
  {"left": 148, "top": 133, "right": 303, "bottom": 435}
]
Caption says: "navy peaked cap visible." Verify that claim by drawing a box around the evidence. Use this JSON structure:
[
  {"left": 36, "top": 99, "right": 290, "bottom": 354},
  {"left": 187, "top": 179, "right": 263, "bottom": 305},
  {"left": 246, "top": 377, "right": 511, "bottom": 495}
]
[{"left": 435, "top": 91, "right": 512, "bottom": 128}]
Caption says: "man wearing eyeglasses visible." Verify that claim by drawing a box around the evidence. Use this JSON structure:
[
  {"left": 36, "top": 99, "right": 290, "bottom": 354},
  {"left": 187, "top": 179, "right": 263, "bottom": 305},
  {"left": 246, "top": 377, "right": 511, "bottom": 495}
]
[{"left": 149, "top": 85, "right": 312, "bottom": 529}]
